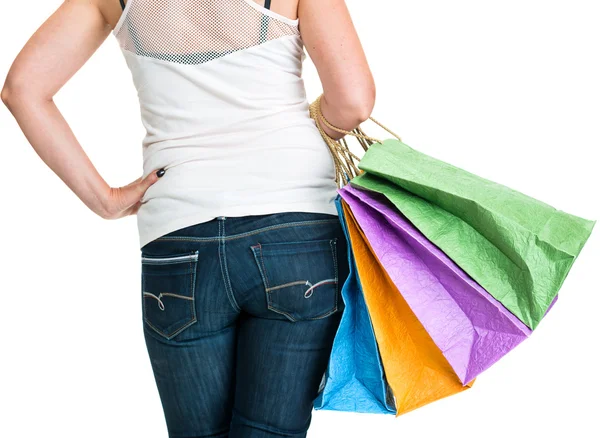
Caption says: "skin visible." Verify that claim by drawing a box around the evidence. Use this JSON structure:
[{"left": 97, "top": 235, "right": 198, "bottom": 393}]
[{"left": 1, "top": 0, "right": 376, "bottom": 220}]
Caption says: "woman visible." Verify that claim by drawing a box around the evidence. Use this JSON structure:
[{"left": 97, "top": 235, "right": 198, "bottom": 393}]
[{"left": 2, "top": 0, "right": 375, "bottom": 436}]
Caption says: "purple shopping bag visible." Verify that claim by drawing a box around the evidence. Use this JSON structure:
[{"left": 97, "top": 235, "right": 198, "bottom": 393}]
[{"left": 338, "top": 184, "right": 535, "bottom": 384}]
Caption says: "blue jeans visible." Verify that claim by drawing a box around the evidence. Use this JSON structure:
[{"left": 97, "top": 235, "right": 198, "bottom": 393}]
[{"left": 140, "top": 211, "right": 349, "bottom": 438}]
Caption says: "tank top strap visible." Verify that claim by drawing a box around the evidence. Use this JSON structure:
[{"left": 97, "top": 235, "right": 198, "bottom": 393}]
[{"left": 119, "top": 0, "right": 125, "bottom": 11}]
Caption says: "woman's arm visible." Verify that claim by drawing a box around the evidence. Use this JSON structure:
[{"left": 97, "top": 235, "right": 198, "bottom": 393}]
[
  {"left": 1, "top": 0, "right": 161, "bottom": 220},
  {"left": 298, "top": 0, "right": 376, "bottom": 140}
]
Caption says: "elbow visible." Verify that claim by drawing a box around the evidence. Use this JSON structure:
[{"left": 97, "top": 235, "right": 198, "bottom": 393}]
[
  {"left": 320, "top": 83, "right": 376, "bottom": 132},
  {"left": 1, "top": 79, "right": 26, "bottom": 110},
  {"left": 357, "top": 84, "right": 376, "bottom": 123},
  {"left": 1, "top": 74, "right": 19, "bottom": 108},
  {"left": 1, "top": 84, "right": 13, "bottom": 108},
  {"left": 344, "top": 83, "right": 376, "bottom": 124},
  {"left": 2, "top": 75, "right": 45, "bottom": 109}
]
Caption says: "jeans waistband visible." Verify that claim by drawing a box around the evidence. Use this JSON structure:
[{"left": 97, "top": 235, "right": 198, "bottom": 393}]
[{"left": 154, "top": 211, "right": 341, "bottom": 242}]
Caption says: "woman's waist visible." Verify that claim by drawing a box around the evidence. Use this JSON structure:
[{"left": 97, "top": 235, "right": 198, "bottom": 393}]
[
  {"left": 140, "top": 149, "right": 337, "bottom": 204},
  {"left": 142, "top": 123, "right": 332, "bottom": 177}
]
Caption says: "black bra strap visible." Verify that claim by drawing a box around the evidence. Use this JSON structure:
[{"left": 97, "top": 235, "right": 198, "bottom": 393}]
[
  {"left": 264, "top": 0, "right": 271, "bottom": 10},
  {"left": 119, "top": 0, "right": 125, "bottom": 11}
]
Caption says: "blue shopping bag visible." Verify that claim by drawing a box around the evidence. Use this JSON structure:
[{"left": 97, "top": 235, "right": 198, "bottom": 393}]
[{"left": 313, "top": 194, "right": 396, "bottom": 414}]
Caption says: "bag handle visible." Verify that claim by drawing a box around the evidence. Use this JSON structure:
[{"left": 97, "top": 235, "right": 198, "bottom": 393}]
[{"left": 308, "top": 93, "right": 402, "bottom": 188}]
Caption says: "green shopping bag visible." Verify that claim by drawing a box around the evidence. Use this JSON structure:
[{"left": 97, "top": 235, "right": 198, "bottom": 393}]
[{"left": 351, "top": 140, "right": 595, "bottom": 329}]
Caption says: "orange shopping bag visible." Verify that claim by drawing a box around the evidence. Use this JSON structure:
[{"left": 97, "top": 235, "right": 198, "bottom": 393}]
[{"left": 342, "top": 199, "right": 475, "bottom": 416}]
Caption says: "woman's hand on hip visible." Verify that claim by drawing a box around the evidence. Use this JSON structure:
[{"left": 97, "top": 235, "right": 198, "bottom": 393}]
[{"left": 101, "top": 168, "right": 165, "bottom": 219}]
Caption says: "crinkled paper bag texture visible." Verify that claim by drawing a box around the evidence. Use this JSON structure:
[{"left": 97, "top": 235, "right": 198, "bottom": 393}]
[
  {"left": 339, "top": 184, "right": 533, "bottom": 384},
  {"left": 313, "top": 195, "right": 396, "bottom": 414},
  {"left": 341, "top": 198, "right": 473, "bottom": 417},
  {"left": 352, "top": 139, "right": 596, "bottom": 330}
]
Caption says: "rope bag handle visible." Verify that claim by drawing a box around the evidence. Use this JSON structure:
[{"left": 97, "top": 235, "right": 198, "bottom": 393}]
[{"left": 308, "top": 93, "right": 402, "bottom": 188}]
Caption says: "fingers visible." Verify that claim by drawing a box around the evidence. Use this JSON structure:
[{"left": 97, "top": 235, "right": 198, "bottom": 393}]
[
  {"left": 136, "top": 167, "right": 165, "bottom": 195},
  {"left": 119, "top": 168, "right": 166, "bottom": 214},
  {"left": 104, "top": 168, "right": 166, "bottom": 219},
  {"left": 130, "top": 167, "right": 165, "bottom": 206}
]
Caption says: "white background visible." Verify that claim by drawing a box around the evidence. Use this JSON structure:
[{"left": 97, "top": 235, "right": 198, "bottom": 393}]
[{"left": 1, "top": 1, "right": 599, "bottom": 437}]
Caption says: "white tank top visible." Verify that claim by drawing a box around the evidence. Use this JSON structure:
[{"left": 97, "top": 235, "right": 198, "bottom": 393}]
[{"left": 112, "top": 0, "right": 339, "bottom": 249}]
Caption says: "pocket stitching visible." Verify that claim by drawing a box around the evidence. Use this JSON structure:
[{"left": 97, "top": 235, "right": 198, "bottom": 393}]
[
  {"left": 141, "top": 250, "right": 199, "bottom": 340},
  {"left": 252, "top": 238, "right": 340, "bottom": 322},
  {"left": 251, "top": 243, "right": 271, "bottom": 291},
  {"left": 251, "top": 244, "right": 300, "bottom": 321}
]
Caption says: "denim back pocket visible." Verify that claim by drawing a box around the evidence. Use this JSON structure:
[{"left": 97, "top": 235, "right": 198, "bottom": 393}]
[
  {"left": 250, "top": 238, "right": 340, "bottom": 322},
  {"left": 141, "top": 250, "right": 199, "bottom": 340}
]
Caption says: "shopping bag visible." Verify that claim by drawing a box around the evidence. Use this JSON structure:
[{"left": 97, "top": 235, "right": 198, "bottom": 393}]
[
  {"left": 350, "top": 139, "right": 596, "bottom": 329},
  {"left": 313, "top": 194, "right": 396, "bottom": 414},
  {"left": 339, "top": 183, "right": 533, "bottom": 384},
  {"left": 340, "top": 195, "right": 474, "bottom": 416},
  {"left": 307, "top": 92, "right": 595, "bottom": 417}
]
